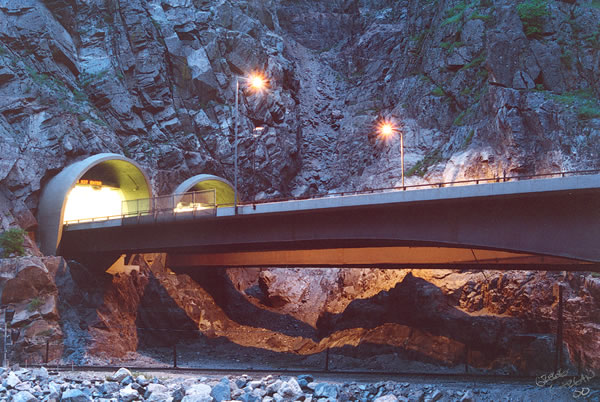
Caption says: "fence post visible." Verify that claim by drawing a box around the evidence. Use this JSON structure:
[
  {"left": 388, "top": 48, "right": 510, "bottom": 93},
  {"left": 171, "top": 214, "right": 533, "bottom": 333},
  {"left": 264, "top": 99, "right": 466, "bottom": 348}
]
[
  {"left": 45, "top": 339, "right": 49, "bottom": 363},
  {"left": 554, "top": 285, "right": 564, "bottom": 372},
  {"left": 173, "top": 343, "right": 177, "bottom": 368},
  {"left": 465, "top": 344, "right": 469, "bottom": 373}
]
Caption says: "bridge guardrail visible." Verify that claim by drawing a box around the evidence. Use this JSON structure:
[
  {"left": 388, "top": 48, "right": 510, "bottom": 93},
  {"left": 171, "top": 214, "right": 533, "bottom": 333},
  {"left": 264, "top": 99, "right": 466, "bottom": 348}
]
[
  {"left": 63, "top": 169, "right": 600, "bottom": 224},
  {"left": 63, "top": 189, "right": 216, "bottom": 226},
  {"left": 230, "top": 168, "right": 600, "bottom": 207}
]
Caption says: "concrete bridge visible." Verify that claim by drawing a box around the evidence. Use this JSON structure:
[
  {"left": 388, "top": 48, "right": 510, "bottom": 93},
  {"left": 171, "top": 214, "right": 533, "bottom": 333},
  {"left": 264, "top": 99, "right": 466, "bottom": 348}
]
[{"left": 52, "top": 165, "right": 600, "bottom": 271}]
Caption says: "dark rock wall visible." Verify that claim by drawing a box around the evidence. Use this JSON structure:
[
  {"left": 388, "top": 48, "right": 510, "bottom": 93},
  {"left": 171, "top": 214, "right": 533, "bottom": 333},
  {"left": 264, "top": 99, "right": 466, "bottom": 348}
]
[{"left": 0, "top": 0, "right": 598, "bottom": 226}]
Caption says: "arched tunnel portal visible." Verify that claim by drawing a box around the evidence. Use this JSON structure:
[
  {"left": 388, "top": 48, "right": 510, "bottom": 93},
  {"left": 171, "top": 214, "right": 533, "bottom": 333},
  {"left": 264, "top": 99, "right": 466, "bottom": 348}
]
[
  {"left": 38, "top": 153, "right": 152, "bottom": 255},
  {"left": 172, "top": 174, "right": 235, "bottom": 207}
]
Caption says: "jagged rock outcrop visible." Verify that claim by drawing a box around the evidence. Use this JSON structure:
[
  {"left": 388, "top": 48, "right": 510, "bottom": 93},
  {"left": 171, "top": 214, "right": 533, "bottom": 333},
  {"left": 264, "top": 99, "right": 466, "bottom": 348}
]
[
  {"left": 12, "top": 252, "right": 594, "bottom": 374},
  {"left": 0, "top": 256, "right": 63, "bottom": 363},
  {"left": 0, "top": 0, "right": 598, "bottom": 228}
]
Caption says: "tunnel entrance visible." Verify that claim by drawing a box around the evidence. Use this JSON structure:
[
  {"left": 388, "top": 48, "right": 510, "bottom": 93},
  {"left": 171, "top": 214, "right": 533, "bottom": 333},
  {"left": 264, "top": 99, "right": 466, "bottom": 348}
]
[
  {"left": 172, "top": 174, "right": 235, "bottom": 208},
  {"left": 38, "top": 153, "right": 152, "bottom": 255}
]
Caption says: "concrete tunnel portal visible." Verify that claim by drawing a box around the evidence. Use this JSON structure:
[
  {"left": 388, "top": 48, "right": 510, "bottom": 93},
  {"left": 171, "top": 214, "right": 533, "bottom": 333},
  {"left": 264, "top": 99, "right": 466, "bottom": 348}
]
[
  {"left": 37, "top": 154, "right": 236, "bottom": 257},
  {"left": 173, "top": 174, "right": 235, "bottom": 207},
  {"left": 38, "top": 153, "right": 153, "bottom": 256}
]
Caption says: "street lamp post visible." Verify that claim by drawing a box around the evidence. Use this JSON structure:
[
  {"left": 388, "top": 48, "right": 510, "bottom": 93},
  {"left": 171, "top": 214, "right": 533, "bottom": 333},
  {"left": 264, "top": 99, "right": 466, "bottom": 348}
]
[
  {"left": 379, "top": 121, "right": 405, "bottom": 187},
  {"left": 233, "top": 73, "right": 267, "bottom": 215},
  {"left": 3, "top": 306, "right": 14, "bottom": 368}
]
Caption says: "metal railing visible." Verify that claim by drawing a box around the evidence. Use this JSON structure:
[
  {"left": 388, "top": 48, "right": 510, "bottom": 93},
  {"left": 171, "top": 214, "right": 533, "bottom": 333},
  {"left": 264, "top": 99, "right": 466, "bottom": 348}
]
[
  {"left": 63, "top": 169, "right": 600, "bottom": 224},
  {"left": 234, "top": 168, "right": 600, "bottom": 207},
  {"left": 63, "top": 189, "right": 216, "bottom": 226}
]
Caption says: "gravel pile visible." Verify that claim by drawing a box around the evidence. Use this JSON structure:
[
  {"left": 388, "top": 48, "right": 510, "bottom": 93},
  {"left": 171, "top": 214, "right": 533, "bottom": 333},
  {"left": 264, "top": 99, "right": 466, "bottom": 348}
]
[{"left": 0, "top": 366, "right": 593, "bottom": 401}]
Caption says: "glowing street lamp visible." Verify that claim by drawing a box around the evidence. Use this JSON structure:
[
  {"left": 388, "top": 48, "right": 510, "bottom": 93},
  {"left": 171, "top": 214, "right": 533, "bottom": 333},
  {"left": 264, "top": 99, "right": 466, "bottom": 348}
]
[
  {"left": 378, "top": 120, "right": 405, "bottom": 187},
  {"left": 234, "top": 72, "right": 268, "bottom": 214}
]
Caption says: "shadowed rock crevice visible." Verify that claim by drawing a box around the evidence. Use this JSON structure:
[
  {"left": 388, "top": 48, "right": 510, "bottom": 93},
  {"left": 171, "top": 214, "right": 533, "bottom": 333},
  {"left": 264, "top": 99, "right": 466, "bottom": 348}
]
[
  {"left": 181, "top": 268, "right": 320, "bottom": 341},
  {"left": 135, "top": 269, "right": 203, "bottom": 347}
]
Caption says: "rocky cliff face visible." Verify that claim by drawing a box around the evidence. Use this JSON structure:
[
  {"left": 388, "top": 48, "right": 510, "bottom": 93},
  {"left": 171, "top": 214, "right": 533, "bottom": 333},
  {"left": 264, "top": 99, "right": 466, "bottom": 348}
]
[
  {"left": 0, "top": 0, "right": 599, "bottom": 374},
  {"left": 0, "top": 0, "right": 599, "bottom": 222},
  {"left": 4, "top": 254, "right": 598, "bottom": 374}
]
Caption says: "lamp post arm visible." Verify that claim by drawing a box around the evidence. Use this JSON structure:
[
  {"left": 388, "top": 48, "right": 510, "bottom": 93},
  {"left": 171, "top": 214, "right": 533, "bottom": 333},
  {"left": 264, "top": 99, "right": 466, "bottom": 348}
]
[{"left": 400, "top": 130, "right": 404, "bottom": 188}]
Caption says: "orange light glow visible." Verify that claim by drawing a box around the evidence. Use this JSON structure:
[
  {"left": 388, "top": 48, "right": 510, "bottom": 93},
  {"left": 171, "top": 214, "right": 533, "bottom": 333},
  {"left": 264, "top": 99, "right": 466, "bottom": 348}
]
[
  {"left": 248, "top": 73, "right": 267, "bottom": 91},
  {"left": 378, "top": 121, "right": 397, "bottom": 140}
]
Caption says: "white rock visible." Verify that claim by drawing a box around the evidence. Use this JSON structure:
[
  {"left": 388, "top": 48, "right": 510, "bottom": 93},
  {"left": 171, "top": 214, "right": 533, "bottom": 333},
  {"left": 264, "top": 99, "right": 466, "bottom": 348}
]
[
  {"left": 278, "top": 378, "right": 303, "bottom": 400},
  {"left": 100, "top": 381, "right": 120, "bottom": 395},
  {"left": 186, "top": 383, "right": 212, "bottom": 398},
  {"left": 182, "top": 395, "right": 212, "bottom": 402},
  {"left": 249, "top": 380, "right": 263, "bottom": 389},
  {"left": 266, "top": 379, "right": 283, "bottom": 395},
  {"left": 6, "top": 371, "right": 21, "bottom": 388},
  {"left": 109, "top": 367, "right": 132, "bottom": 382},
  {"left": 374, "top": 395, "right": 399, "bottom": 402},
  {"left": 146, "top": 383, "right": 168, "bottom": 395},
  {"left": 428, "top": 389, "right": 444, "bottom": 402},
  {"left": 119, "top": 384, "right": 139, "bottom": 402},
  {"left": 147, "top": 391, "right": 173, "bottom": 401},
  {"left": 61, "top": 388, "right": 92, "bottom": 402},
  {"left": 32, "top": 366, "right": 49, "bottom": 380},
  {"left": 48, "top": 381, "right": 62, "bottom": 395},
  {"left": 136, "top": 374, "right": 149, "bottom": 386},
  {"left": 460, "top": 390, "right": 475, "bottom": 402}
]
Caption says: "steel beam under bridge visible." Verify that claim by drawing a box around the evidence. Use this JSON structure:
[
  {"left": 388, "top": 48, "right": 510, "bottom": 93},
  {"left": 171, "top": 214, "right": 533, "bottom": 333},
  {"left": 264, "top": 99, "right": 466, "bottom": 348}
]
[{"left": 60, "top": 175, "right": 600, "bottom": 270}]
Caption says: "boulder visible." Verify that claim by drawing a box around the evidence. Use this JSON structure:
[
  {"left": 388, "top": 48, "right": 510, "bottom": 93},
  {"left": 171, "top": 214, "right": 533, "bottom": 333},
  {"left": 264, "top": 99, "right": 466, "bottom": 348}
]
[
  {"left": 211, "top": 377, "right": 231, "bottom": 401},
  {"left": 119, "top": 384, "right": 139, "bottom": 402},
  {"left": 374, "top": 395, "right": 398, "bottom": 402},
  {"left": 11, "top": 391, "right": 37, "bottom": 402},
  {"left": 184, "top": 383, "right": 212, "bottom": 401},
  {"left": 5, "top": 371, "right": 21, "bottom": 388},
  {"left": 108, "top": 367, "right": 132, "bottom": 383},
  {"left": 61, "top": 389, "right": 92, "bottom": 402},
  {"left": 277, "top": 377, "right": 303, "bottom": 400}
]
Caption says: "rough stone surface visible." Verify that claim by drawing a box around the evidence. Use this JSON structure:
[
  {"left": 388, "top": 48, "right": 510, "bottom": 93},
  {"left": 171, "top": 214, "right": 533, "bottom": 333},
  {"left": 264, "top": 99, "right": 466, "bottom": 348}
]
[
  {"left": 211, "top": 377, "right": 231, "bottom": 402},
  {"left": 109, "top": 368, "right": 132, "bottom": 383},
  {"left": 0, "top": 0, "right": 598, "bottom": 381},
  {"left": 61, "top": 388, "right": 92, "bottom": 402},
  {"left": 0, "top": 369, "right": 581, "bottom": 402}
]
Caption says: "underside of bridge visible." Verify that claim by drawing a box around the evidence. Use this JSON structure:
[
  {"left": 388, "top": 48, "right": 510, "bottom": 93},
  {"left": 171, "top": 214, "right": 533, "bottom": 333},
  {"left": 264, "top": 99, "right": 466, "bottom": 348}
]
[
  {"left": 166, "top": 246, "right": 594, "bottom": 270},
  {"left": 59, "top": 174, "right": 600, "bottom": 271}
]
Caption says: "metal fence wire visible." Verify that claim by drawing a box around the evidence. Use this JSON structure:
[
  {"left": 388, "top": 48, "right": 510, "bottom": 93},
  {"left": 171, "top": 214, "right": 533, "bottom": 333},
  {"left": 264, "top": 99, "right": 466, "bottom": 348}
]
[{"left": 121, "top": 189, "right": 216, "bottom": 217}]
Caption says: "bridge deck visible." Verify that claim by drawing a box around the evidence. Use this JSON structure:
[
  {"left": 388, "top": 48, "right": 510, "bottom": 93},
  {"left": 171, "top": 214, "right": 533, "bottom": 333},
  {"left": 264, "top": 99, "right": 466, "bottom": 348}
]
[{"left": 61, "top": 174, "right": 600, "bottom": 269}]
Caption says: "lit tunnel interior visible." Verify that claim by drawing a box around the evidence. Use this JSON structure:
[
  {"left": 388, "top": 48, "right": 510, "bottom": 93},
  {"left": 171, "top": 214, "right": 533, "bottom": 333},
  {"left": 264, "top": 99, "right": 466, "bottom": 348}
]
[
  {"left": 63, "top": 160, "right": 151, "bottom": 222},
  {"left": 172, "top": 174, "right": 235, "bottom": 207}
]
